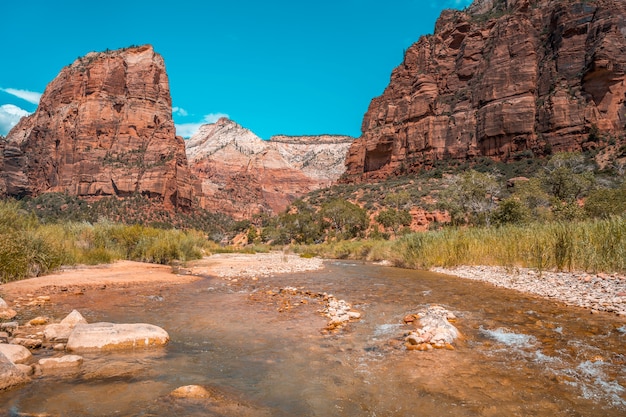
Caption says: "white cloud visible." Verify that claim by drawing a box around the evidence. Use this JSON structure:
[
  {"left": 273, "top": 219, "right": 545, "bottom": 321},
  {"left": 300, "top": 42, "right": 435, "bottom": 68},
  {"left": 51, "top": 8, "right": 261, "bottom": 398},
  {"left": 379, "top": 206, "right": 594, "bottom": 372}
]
[
  {"left": 172, "top": 106, "right": 188, "bottom": 117},
  {"left": 0, "top": 104, "right": 30, "bottom": 136},
  {"left": 175, "top": 113, "right": 229, "bottom": 138},
  {"left": 0, "top": 87, "right": 42, "bottom": 105}
]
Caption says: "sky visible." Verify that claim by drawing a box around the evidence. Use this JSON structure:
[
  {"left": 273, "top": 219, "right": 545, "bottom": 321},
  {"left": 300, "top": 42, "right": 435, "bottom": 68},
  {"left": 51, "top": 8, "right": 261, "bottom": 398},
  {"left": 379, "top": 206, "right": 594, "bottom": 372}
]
[{"left": 0, "top": 0, "right": 473, "bottom": 139}]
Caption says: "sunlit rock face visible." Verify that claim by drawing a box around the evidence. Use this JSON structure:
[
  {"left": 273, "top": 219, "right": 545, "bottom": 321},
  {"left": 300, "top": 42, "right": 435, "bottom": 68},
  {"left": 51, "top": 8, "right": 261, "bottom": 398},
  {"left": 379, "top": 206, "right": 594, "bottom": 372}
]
[
  {"left": 187, "top": 118, "right": 354, "bottom": 219},
  {"left": 345, "top": 0, "right": 626, "bottom": 180},
  {"left": 0, "top": 45, "right": 197, "bottom": 209}
]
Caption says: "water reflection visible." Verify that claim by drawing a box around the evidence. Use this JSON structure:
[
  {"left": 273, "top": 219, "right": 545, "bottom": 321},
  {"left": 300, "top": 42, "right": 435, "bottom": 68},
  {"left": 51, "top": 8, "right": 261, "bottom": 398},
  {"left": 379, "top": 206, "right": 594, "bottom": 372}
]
[{"left": 1, "top": 262, "right": 625, "bottom": 416}]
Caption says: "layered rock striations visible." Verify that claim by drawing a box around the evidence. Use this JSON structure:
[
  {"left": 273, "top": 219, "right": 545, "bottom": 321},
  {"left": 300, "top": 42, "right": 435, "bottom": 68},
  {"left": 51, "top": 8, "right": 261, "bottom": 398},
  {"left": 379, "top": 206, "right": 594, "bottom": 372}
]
[
  {"left": 0, "top": 45, "right": 196, "bottom": 209},
  {"left": 186, "top": 118, "right": 354, "bottom": 219},
  {"left": 345, "top": 0, "right": 626, "bottom": 180}
]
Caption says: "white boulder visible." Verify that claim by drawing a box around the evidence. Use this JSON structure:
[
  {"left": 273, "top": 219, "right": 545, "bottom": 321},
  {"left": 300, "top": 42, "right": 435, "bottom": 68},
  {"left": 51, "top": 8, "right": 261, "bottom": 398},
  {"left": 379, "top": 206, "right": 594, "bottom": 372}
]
[{"left": 66, "top": 322, "right": 170, "bottom": 352}]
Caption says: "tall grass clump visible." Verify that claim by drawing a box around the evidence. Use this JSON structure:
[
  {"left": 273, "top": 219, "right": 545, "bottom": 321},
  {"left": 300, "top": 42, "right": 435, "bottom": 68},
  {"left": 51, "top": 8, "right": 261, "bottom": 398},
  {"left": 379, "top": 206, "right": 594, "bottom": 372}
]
[
  {"left": 295, "top": 216, "right": 626, "bottom": 275},
  {"left": 0, "top": 200, "right": 212, "bottom": 282},
  {"left": 0, "top": 201, "right": 71, "bottom": 282}
]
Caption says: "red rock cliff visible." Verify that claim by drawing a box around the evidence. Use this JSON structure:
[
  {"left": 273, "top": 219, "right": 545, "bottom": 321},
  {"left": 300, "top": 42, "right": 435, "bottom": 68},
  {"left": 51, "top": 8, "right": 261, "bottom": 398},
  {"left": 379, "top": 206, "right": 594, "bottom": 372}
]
[
  {"left": 345, "top": 0, "right": 626, "bottom": 180},
  {"left": 0, "top": 45, "right": 196, "bottom": 209}
]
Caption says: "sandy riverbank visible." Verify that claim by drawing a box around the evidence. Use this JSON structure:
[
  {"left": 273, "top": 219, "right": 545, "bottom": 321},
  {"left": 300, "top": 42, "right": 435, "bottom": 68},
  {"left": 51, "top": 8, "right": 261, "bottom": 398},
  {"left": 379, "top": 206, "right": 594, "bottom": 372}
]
[{"left": 0, "top": 253, "right": 325, "bottom": 300}]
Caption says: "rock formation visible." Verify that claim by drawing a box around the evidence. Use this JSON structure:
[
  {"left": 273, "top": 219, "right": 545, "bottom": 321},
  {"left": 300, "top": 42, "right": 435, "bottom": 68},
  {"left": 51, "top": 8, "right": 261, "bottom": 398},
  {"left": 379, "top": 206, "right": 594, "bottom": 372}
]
[
  {"left": 186, "top": 118, "right": 353, "bottom": 219},
  {"left": 0, "top": 45, "right": 196, "bottom": 209},
  {"left": 345, "top": 0, "right": 626, "bottom": 180}
]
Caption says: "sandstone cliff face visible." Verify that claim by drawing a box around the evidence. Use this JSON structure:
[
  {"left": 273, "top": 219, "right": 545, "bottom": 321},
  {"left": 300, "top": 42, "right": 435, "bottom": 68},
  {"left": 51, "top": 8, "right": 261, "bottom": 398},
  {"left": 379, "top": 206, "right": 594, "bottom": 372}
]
[
  {"left": 187, "top": 118, "right": 354, "bottom": 219},
  {"left": 0, "top": 45, "right": 196, "bottom": 209},
  {"left": 345, "top": 0, "right": 626, "bottom": 180}
]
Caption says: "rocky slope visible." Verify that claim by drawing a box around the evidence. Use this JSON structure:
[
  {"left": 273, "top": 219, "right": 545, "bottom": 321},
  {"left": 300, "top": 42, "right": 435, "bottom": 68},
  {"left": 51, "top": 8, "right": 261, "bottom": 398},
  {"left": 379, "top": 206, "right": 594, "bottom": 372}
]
[
  {"left": 186, "top": 118, "right": 354, "bottom": 219},
  {"left": 0, "top": 45, "right": 197, "bottom": 209},
  {"left": 345, "top": 0, "right": 626, "bottom": 180}
]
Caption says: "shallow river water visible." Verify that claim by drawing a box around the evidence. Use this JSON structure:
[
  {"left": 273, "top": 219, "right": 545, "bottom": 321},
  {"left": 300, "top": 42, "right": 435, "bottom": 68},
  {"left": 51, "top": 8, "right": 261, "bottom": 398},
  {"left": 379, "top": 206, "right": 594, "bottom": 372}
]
[{"left": 2, "top": 261, "right": 626, "bottom": 416}]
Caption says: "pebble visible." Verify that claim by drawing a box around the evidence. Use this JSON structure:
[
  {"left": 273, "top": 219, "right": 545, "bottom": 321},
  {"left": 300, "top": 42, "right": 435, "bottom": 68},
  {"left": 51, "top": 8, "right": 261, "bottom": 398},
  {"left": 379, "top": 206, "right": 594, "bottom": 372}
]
[{"left": 432, "top": 266, "right": 626, "bottom": 315}]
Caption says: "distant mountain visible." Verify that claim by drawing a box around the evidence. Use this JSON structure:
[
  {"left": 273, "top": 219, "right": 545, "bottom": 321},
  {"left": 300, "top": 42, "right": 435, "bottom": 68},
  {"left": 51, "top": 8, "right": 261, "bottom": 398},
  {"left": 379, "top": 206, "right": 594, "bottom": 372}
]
[
  {"left": 186, "top": 118, "right": 354, "bottom": 219},
  {"left": 345, "top": 0, "right": 626, "bottom": 181}
]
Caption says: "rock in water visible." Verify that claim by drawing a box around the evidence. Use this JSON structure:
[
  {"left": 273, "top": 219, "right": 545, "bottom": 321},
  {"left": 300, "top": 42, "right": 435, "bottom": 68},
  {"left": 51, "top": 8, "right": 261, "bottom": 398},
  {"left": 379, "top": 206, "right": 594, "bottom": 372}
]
[
  {"left": 38, "top": 355, "right": 84, "bottom": 372},
  {"left": 66, "top": 322, "right": 170, "bottom": 352},
  {"left": 405, "top": 305, "right": 460, "bottom": 349},
  {"left": 0, "top": 352, "right": 29, "bottom": 391},
  {"left": 0, "top": 45, "right": 197, "bottom": 209},
  {"left": 45, "top": 309, "right": 89, "bottom": 342},
  {"left": 344, "top": 0, "right": 626, "bottom": 180},
  {"left": 0, "top": 344, "right": 32, "bottom": 364}
]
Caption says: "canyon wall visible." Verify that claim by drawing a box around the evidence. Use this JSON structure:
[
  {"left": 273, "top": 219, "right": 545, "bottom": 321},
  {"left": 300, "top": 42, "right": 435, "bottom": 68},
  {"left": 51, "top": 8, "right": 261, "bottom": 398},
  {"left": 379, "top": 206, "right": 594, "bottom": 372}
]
[
  {"left": 345, "top": 0, "right": 626, "bottom": 180},
  {"left": 0, "top": 45, "right": 197, "bottom": 209}
]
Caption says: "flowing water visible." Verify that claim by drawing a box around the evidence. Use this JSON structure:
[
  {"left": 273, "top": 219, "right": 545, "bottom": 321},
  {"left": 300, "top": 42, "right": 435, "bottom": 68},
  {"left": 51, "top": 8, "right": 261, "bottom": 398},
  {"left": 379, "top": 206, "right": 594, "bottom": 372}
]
[{"left": 2, "top": 261, "right": 625, "bottom": 416}]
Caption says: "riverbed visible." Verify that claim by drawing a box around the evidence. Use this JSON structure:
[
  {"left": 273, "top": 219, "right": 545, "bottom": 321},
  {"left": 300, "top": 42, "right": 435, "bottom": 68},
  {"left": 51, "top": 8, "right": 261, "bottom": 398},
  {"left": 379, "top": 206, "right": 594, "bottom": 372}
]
[{"left": 1, "top": 258, "right": 625, "bottom": 416}]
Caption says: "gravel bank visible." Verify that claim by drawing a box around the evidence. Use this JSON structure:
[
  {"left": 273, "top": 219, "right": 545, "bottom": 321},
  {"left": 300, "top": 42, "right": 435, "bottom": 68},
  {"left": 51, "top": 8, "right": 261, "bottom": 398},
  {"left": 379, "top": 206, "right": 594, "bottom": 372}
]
[
  {"left": 186, "top": 252, "right": 324, "bottom": 279},
  {"left": 431, "top": 266, "right": 626, "bottom": 316}
]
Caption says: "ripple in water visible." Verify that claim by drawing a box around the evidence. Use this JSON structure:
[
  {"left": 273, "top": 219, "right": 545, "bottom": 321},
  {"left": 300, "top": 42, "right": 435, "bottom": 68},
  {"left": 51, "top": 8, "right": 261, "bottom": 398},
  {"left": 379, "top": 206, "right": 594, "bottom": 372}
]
[
  {"left": 565, "top": 360, "right": 626, "bottom": 407},
  {"left": 479, "top": 327, "right": 537, "bottom": 348}
]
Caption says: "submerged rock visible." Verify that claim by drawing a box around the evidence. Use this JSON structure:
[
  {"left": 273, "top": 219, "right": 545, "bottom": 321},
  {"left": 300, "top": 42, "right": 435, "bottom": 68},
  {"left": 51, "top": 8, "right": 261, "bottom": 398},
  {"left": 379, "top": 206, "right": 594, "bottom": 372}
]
[
  {"left": 66, "top": 322, "right": 170, "bottom": 352},
  {"left": 38, "top": 355, "right": 83, "bottom": 372},
  {"left": 170, "top": 385, "right": 212, "bottom": 399}
]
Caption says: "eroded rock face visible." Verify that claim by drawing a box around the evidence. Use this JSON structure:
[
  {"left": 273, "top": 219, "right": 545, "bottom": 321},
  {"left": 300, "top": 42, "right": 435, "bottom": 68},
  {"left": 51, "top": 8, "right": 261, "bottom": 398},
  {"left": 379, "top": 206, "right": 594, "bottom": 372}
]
[
  {"left": 345, "top": 0, "right": 626, "bottom": 180},
  {"left": 1, "top": 45, "right": 197, "bottom": 209},
  {"left": 187, "top": 118, "right": 354, "bottom": 219}
]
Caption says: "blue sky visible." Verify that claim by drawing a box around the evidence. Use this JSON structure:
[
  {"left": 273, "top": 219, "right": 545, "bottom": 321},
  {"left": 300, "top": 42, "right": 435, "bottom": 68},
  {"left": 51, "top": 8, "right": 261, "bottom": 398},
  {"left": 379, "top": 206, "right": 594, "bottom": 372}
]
[{"left": 0, "top": 0, "right": 473, "bottom": 139}]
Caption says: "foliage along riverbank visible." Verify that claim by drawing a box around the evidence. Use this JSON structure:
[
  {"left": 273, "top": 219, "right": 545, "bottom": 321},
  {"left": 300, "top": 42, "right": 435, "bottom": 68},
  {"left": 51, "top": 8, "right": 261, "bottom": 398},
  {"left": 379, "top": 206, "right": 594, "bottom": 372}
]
[
  {"left": 295, "top": 216, "right": 626, "bottom": 275},
  {"left": 0, "top": 200, "right": 213, "bottom": 282},
  {"left": 2, "top": 193, "right": 625, "bottom": 283}
]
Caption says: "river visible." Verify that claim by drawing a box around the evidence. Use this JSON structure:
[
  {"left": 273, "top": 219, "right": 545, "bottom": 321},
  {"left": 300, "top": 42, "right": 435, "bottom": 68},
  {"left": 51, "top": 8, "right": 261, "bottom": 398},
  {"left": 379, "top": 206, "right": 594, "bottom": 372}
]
[{"left": 1, "top": 261, "right": 625, "bottom": 416}]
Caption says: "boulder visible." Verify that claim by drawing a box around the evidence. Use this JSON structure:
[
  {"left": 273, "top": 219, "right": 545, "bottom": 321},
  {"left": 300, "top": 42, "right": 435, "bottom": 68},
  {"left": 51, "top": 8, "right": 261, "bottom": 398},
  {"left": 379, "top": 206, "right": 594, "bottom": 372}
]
[
  {"left": 60, "top": 309, "right": 88, "bottom": 327},
  {"left": 0, "top": 308, "right": 17, "bottom": 320},
  {"left": 38, "top": 355, "right": 83, "bottom": 372},
  {"left": 44, "top": 310, "right": 89, "bottom": 342},
  {"left": 43, "top": 324, "right": 73, "bottom": 342},
  {"left": 12, "top": 338, "right": 42, "bottom": 349},
  {"left": 66, "top": 322, "right": 169, "bottom": 352},
  {"left": 0, "top": 352, "right": 29, "bottom": 391},
  {"left": 0, "top": 343, "right": 32, "bottom": 364}
]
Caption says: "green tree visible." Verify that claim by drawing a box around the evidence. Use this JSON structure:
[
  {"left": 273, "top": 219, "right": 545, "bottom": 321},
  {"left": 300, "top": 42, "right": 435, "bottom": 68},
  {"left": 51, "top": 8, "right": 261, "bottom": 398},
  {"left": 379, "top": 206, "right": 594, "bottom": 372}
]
[
  {"left": 439, "top": 170, "right": 502, "bottom": 226},
  {"left": 384, "top": 191, "right": 411, "bottom": 210},
  {"left": 375, "top": 208, "right": 412, "bottom": 235},
  {"left": 320, "top": 199, "right": 369, "bottom": 240},
  {"left": 540, "top": 153, "right": 595, "bottom": 202},
  {"left": 584, "top": 182, "right": 626, "bottom": 218},
  {"left": 492, "top": 197, "right": 530, "bottom": 225}
]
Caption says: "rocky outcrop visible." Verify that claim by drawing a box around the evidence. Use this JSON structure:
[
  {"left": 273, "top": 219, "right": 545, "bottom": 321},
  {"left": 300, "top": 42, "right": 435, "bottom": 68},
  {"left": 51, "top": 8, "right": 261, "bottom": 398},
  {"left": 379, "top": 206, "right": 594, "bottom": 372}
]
[
  {"left": 187, "top": 118, "right": 353, "bottom": 219},
  {"left": 0, "top": 45, "right": 197, "bottom": 209},
  {"left": 345, "top": 0, "right": 626, "bottom": 180}
]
